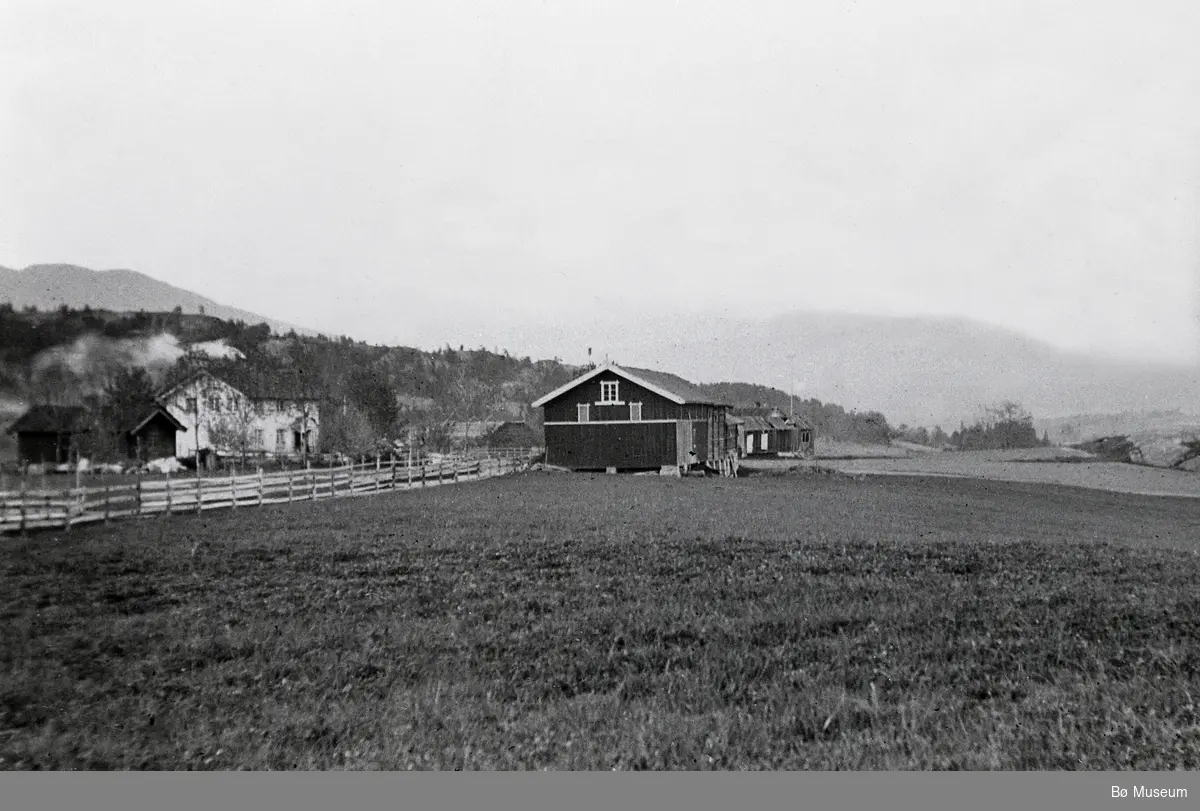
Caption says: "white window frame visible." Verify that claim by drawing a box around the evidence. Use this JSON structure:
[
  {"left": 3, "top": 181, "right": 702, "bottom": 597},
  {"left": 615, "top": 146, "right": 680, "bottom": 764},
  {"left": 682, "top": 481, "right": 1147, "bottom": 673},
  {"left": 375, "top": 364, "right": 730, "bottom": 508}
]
[
  {"left": 630, "top": 402, "right": 643, "bottom": 421},
  {"left": 598, "top": 380, "right": 622, "bottom": 405},
  {"left": 577, "top": 403, "right": 590, "bottom": 423}
]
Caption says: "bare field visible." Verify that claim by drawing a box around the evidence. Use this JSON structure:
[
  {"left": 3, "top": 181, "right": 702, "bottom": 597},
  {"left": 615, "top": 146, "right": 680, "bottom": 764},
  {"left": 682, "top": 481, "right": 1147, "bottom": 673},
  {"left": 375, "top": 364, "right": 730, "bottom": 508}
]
[
  {"left": 3, "top": 472, "right": 1200, "bottom": 770},
  {"left": 797, "top": 452, "right": 1200, "bottom": 499}
]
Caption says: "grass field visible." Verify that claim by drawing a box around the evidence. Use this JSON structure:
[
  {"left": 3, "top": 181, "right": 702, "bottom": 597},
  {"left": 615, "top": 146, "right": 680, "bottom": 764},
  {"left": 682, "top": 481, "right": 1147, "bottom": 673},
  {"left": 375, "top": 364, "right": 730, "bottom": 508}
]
[
  {"left": 3, "top": 472, "right": 1200, "bottom": 770},
  {"left": 787, "top": 452, "right": 1200, "bottom": 499}
]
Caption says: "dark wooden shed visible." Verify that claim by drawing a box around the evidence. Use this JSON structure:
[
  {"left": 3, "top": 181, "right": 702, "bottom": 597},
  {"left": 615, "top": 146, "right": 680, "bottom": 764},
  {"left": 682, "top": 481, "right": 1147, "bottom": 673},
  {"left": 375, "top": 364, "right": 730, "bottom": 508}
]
[
  {"left": 126, "top": 405, "right": 187, "bottom": 462},
  {"left": 6, "top": 405, "right": 89, "bottom": 465},
  {"left": 532, "top": 363, "right": 736, "bottom": 473}
]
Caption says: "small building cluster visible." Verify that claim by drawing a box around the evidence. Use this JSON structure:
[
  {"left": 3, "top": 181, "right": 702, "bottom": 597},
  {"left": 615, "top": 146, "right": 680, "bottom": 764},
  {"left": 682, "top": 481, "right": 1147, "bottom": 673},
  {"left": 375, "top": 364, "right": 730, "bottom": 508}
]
[
  {"left": 5, "top": 403, "right": 188, "bottom": 467},
  {"left": 6, "top": 356, "right": 815, "bottom": 475},
  {"left": 5, "top": 369, "right": 322, "bottom": 469},
  {"left": 730, "top": 407, "right": 815, "bottom": 457}
]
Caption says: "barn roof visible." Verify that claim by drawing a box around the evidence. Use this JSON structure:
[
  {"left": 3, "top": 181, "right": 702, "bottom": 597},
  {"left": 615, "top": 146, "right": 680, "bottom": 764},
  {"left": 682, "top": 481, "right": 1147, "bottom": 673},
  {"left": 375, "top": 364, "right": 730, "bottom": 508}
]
[
  {"left": 531, "top": 363, "right": 729, "bottom": 408},
  {"left": 5, "top": 405, "right": 89, "bottom": 435}
]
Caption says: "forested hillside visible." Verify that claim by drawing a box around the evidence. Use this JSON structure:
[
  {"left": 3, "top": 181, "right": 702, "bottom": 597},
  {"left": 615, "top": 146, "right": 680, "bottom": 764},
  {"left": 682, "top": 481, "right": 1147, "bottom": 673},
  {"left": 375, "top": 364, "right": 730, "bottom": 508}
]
[{"left": 1, "top": 306, "right": 898, "bottom": 456}]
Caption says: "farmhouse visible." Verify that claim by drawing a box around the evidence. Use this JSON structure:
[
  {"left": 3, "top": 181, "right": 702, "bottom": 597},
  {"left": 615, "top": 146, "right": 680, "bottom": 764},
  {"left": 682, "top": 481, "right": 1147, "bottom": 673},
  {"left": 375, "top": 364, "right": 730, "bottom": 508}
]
[
  {"left": 532, "top": 363, "right": 736, "bottom": 473},
  {"left": 158, "top": 370, "right": 321, "bottom": 464},
  {"left": 6, "top": 405, "right": 89, "bottom": 465},
  {"left": 736, "top": 408, "right": 815, "bottom": 457}
]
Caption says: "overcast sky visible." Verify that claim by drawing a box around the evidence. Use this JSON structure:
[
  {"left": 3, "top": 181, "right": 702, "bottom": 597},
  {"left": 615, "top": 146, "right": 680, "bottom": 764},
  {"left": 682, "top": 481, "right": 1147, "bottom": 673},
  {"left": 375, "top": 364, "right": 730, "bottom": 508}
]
[{"left": 2, "top": 0, "right": 1198, "bottom": 364}]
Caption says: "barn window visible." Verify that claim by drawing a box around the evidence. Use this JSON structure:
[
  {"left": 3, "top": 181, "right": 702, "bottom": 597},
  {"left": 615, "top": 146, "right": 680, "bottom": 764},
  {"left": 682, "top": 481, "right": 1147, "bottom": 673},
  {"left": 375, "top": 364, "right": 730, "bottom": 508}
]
[
  {"left": 630, "top": 402, "right": 642, "bottom": 421},
  {"left": 600, "top": 381, "right": 619, "bottom": 403},
  {"left": 185, "top": 397, "right": 197, "bottom": 413},
  {"left": 577, "top": 404, "right": 590, "bottom": 422}
]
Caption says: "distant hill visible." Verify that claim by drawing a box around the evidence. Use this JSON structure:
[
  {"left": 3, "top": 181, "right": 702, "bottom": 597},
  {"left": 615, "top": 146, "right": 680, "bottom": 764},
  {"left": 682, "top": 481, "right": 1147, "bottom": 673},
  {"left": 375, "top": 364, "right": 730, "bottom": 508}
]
[
  {"left": 491, "top": 310, "right": 1200, "bottom": 428},
  {"left": 1034, "top": 410, "right": 1200, "bottom": 445},
  {"left": 0, "top": 264, "right": 313, "bottom": 337}
]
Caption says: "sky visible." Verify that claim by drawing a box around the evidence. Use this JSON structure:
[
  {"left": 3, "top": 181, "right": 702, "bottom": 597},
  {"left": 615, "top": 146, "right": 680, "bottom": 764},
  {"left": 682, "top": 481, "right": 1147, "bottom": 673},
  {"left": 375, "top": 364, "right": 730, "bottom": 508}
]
[{"left": 2, "top": 0, "right": 1199, "bottom": 366}]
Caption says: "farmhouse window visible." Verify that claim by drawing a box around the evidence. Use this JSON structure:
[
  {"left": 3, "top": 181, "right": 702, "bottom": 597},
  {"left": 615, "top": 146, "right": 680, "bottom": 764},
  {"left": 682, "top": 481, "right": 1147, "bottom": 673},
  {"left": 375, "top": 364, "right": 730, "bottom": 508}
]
[
  {"left": 207, "top": 394, "right": 222, "bottom": 412},
  {"left": 600, "top": 381, "right": 619, "bottom": 403},
  {"left": 577, "top": 403, "right": 590, "bottom": 423},
  {"left": 252, "top": 429, "right": 265, "bottom": 448},
  {"left": 276, "top": 429, "right": 288, "bottom": 449},
  {"left": 630, "top": 402, "right": 643, "bottom": 421},
  {"left": 185, "top": 397, "right": 197, "bottom": 413}
]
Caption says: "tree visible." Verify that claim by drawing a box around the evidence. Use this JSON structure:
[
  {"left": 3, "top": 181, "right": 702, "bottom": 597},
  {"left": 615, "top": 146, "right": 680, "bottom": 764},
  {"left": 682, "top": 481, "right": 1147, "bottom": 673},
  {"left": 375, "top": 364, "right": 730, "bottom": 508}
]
[
  {"left": 320, "top": 401, "right": 376, "bottom": 456},
  {"left": 206, "top": 392, "right": 264, "bottom": 466},
  {"left": 83, "top": 366, "right": 159, "bottom": 462}
]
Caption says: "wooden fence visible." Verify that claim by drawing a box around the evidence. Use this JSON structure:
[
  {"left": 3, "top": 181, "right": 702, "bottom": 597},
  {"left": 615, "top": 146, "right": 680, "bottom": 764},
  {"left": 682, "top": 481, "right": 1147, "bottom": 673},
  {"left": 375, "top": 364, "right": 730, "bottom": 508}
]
[{"left": 0, "top": 454, "right": 525, "bottom": 535}]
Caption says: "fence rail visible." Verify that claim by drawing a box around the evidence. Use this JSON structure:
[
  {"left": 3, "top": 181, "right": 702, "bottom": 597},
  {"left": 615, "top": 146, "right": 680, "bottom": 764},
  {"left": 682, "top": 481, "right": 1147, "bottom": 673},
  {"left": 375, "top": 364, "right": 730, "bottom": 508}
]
[{"left": 0, "top": 454, "right": 527, "bottom": 535}]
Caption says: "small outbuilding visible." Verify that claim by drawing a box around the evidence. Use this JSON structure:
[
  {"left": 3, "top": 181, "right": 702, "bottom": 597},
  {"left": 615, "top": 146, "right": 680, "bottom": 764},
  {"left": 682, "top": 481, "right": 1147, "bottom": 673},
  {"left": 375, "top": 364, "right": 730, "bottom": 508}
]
[
  {"left": 6, "top": 404, "right": 90, "bottom": 466},
  {"left": 126, "top": 404, "right": 187, "bottom": 462},
  {"left": 737, "top": 408, "right": 816, "bottom": 457}
]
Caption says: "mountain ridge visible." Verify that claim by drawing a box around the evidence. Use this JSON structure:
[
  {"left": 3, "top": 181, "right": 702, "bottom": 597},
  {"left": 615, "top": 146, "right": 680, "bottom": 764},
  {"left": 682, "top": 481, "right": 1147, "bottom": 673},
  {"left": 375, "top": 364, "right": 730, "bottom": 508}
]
[{"left": 0, "top": 264, "right": 315, "bottom": 338}]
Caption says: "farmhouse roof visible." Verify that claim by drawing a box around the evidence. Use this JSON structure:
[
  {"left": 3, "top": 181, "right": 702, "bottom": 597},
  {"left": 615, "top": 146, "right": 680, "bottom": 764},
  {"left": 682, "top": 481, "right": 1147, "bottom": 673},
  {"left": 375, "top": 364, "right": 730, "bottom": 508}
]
[
  {"left": 531, "top": 362, "right": 730, "bottom": 408},
  {"left": 158, "top": 369, "right": 321, "bottom": 402},
  {"left": 6, "top": 404, "right": 89, "bottom": 435}
]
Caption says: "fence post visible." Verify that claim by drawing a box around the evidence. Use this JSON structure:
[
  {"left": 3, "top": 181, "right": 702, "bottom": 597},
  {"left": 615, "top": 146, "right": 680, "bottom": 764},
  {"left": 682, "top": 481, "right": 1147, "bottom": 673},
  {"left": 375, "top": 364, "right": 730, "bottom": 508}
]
[
  {"left": 63, "top": 488, "right": 71, "bottom": 532},
  {"left": 18, "top": 476, "right": 27, "bottom": 535},
  {"left": 390, "top": 454, "right": 397, "bottom": 490},
  {"left": 104, "top": 484, "right": 111, "bottom": 524},
  {"left": 310, "top": 469, "right": 316, "bottom": 501},
  {"left": 349, "top": 461, "right": 355, "bottom": 495},
  {"left": 453, "top": 460, "right": 459, "bottom": 483},
  {"left": 438, "top": 462, "right": 444, "bottom": 486},
  {"left": 329, "top": 466, "right": 335, "bottom": 499},
  {"left": 135, "top": 468, "right": 143, "bottom": 516},
  {"left": 196, "top": 472, "right": 203, "bottom": 514},
  {"left": 407, "top": 459, "right": 413, "bottom": 489},
  {"left": 421, "top": 461, "right": 426, "bottom": 488},
  {"left": 258, "top": 467, "right": 264, "bottom": 507},
  {"left": 230, "top": 466, "right": 237, "bottom": 510},
  {"left": 45, "top": 492, "right": 51, "bottom": 528},
  {"left": 288, "top": 470, "right": 294, "bottom": 503}
]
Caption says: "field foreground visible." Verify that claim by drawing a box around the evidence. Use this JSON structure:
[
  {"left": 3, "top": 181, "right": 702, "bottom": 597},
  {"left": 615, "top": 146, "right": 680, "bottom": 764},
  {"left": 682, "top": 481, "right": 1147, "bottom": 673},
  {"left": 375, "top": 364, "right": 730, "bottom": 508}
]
[{"left": 3, "top": 472, "right": 1200, "bottom": 770}]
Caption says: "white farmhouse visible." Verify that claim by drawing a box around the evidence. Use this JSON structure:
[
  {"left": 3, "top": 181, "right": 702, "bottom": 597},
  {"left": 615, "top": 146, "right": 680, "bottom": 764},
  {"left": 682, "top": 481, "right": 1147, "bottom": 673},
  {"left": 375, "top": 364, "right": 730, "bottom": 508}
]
[{"left": 158, "top": 371, "right": 320, "bottom": 463}]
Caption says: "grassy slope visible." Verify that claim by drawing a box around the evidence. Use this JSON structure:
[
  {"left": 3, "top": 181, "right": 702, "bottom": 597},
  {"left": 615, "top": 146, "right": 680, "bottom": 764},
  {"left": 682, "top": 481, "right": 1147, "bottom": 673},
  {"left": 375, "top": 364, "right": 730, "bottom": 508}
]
[{"left": 2, "top": 473, "right": 1199, "bottom": 770}]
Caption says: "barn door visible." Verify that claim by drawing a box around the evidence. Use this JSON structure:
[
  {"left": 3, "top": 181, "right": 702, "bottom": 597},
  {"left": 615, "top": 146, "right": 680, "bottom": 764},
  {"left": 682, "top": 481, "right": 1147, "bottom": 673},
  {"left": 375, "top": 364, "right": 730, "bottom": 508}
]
[{"left": 676, "top": 420, "right": 693, "bottom": 466}]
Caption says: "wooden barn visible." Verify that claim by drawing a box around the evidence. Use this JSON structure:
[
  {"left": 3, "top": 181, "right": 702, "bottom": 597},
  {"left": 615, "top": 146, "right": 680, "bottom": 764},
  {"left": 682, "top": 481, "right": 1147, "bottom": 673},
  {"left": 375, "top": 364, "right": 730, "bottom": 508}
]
[
  {"left": 532, "top": 363, "right": 737, "bottom": 473},
  {"left": 736, "top": 408, "right": 816, "bottom": 457},
  {"left": 126, "top": 404, "right": 187, "bottom": 462},
  {"left": 5, "top": 405, "right": 89, "bottom": 466}
]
